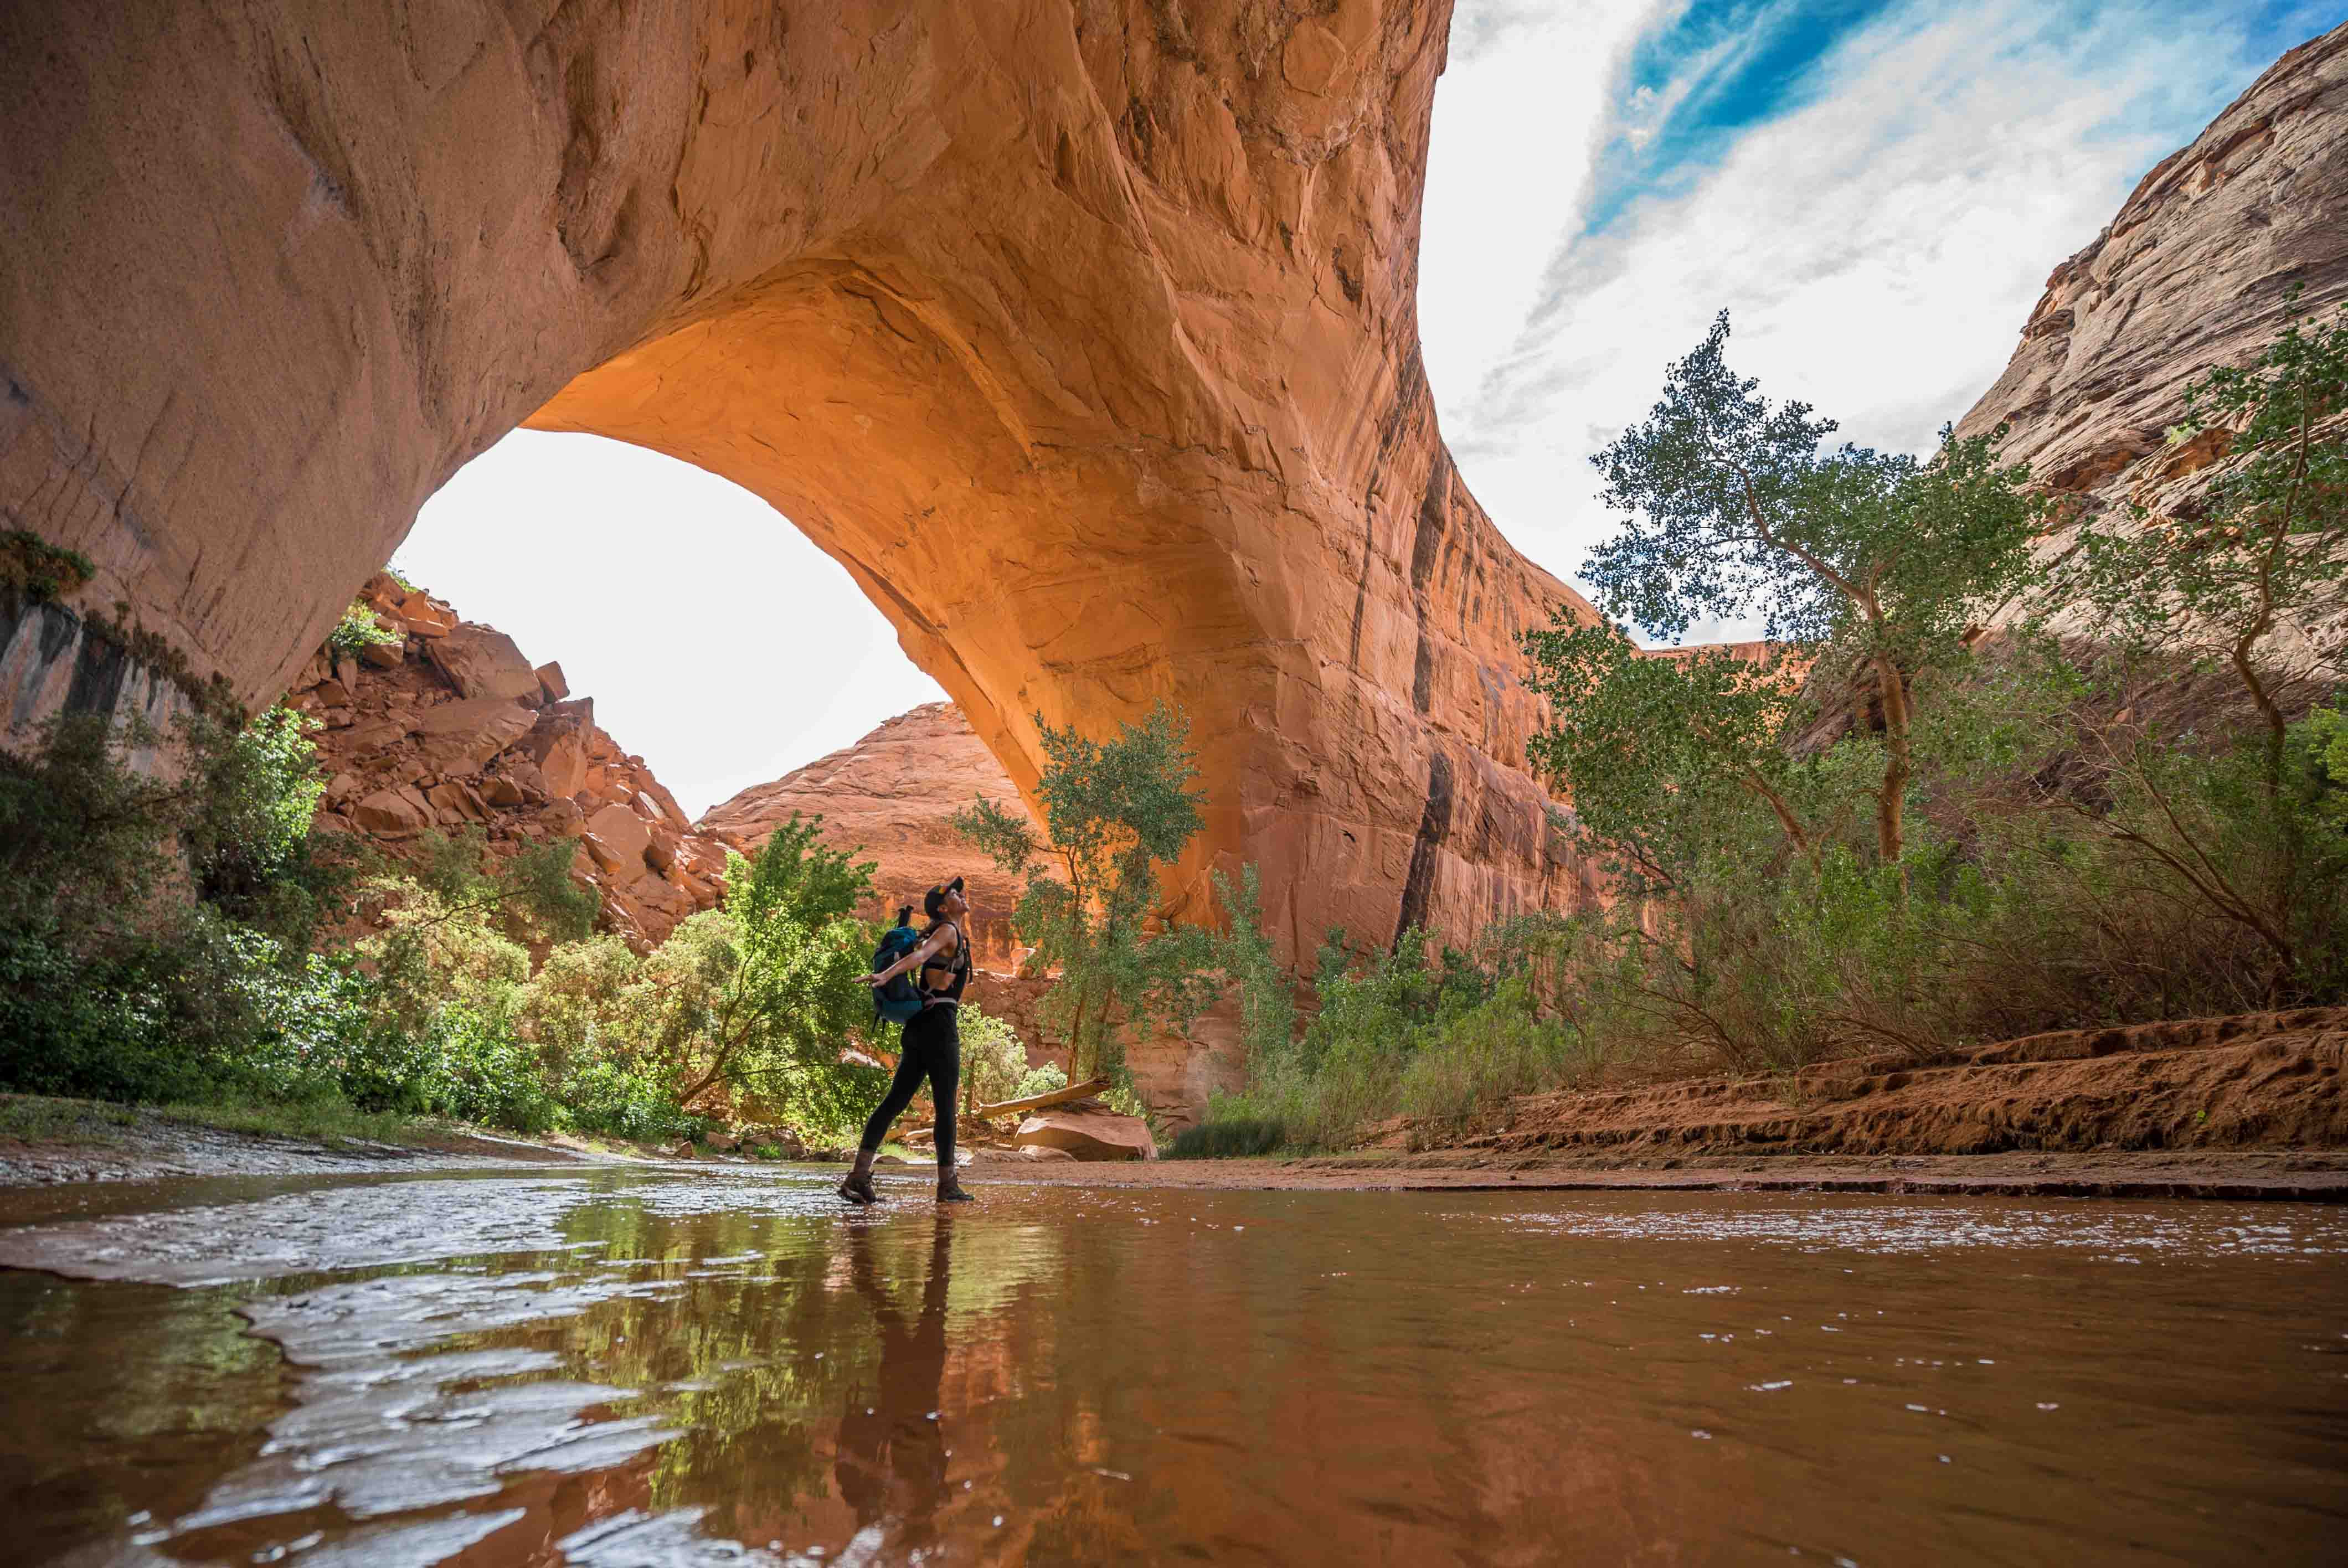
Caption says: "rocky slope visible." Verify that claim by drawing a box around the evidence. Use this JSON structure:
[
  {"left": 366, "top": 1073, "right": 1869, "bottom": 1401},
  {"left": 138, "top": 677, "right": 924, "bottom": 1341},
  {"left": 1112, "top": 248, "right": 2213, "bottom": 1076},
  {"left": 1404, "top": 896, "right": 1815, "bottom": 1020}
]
[
  {"left": 699, "top": 704, "right": 1037, "bottom": 969},
  {"left": 297, "top": 574, "right": 728, "bottom": 950},
  {"left": 1, "top": 0, "right": 1596, "bottom": 989},
  {"left": 1956, "top": 22, "right": 2348, "bottom": 664}
]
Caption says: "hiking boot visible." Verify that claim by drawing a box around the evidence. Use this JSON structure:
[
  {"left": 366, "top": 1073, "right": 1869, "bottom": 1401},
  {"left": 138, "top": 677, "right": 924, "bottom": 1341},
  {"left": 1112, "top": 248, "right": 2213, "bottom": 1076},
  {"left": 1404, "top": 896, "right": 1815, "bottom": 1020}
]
[{"left": 936, "top": 1177, "right": 976, "bottom": 1204}]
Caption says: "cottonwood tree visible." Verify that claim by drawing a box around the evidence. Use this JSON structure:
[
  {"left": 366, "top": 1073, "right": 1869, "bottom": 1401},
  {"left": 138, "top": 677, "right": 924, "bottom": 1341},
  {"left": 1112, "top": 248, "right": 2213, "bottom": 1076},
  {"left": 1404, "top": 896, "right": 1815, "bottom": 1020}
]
[
  {"left": 952, "top": 701, "right": 1216, "bottom": 1084},
  {"left": 1559, "top": 311, "right": 2045, "bottom": 866},
  {"left": 650, "top": 813, "right": 878, "bottom": 1122},
  {"left": 1522, "top": 622, "right": 1823, "bottom": 888},
  {"left": 2062, "top": 298, "right": 2348, "bottom": 798}
]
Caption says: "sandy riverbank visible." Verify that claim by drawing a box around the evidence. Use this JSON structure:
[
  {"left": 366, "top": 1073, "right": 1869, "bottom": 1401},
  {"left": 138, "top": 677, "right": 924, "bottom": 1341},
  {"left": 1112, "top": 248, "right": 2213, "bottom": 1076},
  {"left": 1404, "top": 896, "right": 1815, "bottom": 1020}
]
[{"left": 4, "top": 1107, "right": 2344, "bottom": 1201}]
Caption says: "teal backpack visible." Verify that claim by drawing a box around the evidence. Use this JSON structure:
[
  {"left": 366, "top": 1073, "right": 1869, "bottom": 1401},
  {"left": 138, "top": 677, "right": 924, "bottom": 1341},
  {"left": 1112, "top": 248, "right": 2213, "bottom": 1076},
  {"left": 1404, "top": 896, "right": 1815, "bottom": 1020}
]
[{"left": 872, "top": 921, "right": 926, "bottom": 1024}]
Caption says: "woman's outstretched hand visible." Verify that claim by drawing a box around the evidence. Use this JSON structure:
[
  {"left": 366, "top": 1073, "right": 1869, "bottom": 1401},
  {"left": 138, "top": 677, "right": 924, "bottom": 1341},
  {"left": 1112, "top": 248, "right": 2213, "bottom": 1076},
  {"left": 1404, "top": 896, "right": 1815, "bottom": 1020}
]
[{"left": 859, "top": 972, "right": 888, "bottom": 988}]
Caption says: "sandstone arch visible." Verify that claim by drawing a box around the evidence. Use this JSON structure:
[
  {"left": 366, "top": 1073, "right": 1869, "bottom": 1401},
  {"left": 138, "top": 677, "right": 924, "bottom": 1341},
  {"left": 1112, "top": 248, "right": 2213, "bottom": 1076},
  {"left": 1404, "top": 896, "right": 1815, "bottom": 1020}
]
[{"left": 2, "top": 0, "right": 1595, "bottom": 1029}]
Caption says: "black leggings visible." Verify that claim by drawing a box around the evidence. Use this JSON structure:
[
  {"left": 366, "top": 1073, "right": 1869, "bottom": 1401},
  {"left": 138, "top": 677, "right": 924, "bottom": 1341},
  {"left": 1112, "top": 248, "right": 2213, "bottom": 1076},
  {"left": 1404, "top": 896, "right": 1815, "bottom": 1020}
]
[{"left": 860, "top": 1005, "right": 960, "bottom": 1168}]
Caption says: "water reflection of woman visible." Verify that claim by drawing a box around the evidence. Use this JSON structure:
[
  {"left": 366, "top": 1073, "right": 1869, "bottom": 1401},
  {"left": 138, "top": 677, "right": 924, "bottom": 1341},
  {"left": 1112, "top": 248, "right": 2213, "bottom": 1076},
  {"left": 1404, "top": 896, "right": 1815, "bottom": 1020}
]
[{"left": 834, "top": 1218, "right": 954, "bottom": 1543}]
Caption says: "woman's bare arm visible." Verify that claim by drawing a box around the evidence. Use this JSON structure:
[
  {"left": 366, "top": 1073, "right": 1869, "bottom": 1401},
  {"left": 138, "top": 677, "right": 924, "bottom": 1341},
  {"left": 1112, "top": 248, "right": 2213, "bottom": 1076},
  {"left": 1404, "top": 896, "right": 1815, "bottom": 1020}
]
[{"left": 862, "top": 929, "right": 950, "bottom": 988}]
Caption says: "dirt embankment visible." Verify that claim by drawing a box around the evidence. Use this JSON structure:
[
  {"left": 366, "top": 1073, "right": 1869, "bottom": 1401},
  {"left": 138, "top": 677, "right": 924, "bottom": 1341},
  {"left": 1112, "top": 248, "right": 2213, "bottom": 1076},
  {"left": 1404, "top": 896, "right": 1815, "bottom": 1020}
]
[{"left": 1386, "top": 1008, "right": 2348, "bottom": 1163}]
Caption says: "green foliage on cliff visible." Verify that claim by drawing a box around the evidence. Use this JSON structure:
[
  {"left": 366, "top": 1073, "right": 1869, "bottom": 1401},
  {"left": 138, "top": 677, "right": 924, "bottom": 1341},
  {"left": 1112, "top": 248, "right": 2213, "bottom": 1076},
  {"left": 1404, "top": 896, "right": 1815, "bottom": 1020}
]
[{"left": 0, "top": 529, "right": 96, "bottom": 602}]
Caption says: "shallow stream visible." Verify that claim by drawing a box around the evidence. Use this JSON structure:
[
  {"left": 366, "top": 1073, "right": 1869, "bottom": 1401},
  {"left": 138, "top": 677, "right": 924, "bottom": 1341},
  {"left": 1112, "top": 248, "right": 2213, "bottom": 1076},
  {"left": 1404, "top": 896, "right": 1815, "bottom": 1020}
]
[{"left": 1, "top": 1169, "right": 2342, "bottom": 1565}]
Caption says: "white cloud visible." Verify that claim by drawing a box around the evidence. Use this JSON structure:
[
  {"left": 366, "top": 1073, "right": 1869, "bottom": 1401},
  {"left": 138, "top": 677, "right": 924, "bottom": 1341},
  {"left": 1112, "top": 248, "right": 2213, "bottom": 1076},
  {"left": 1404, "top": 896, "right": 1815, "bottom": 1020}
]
[
  {"left": 1427, "top": 0, "right": 2293, "bottom": 628},
  {"left": 1417, "top": 0, "right": 1676, "bottom": 420}
]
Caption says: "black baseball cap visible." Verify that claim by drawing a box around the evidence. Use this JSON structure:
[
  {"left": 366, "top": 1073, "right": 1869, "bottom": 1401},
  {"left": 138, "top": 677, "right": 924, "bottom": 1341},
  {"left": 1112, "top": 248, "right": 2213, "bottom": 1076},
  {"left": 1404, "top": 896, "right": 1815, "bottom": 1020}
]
[{"left": 923, "top": 875, "right": 965, "bottom": 919}]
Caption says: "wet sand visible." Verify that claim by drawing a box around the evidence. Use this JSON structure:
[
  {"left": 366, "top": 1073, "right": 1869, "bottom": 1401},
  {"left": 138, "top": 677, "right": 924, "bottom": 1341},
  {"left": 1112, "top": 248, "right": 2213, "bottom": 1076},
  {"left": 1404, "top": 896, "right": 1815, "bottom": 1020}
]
[{"left": 5, "top": 1110, "right": 2345, "bottom": 1205}]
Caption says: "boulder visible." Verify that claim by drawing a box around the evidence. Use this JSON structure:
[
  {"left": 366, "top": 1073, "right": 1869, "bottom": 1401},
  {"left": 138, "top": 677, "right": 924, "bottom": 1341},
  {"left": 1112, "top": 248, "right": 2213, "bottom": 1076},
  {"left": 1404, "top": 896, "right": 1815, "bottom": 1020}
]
[
  {"left": 413, "top": 698, "right": 535, "bottom": 774},
  {"left": 1012, "top": 1110, "right": 1157, "bottom": 1162},
  {"left": 535, "top": 661, "right": 568, "bottom": 703},
  {"left": 585, "top": 802, "right": 653, "bottom": 868},
  {"left": 1017, "top": 1144, "right": 1078, "bottom": 1163},
  {"left": 580, "top": 832, "right": 632, "bottom": 876},
  {"left": 425, "top": 781, "right": 485, "bottom": 819},
  {"left": 397, "top": 594, "right": 457, "bottom": 638},
  {"left": 351, "top": 787, "right": 432, "bottom": 836},
  {"left": 479, "top": 773, "right": 527, "bottom": 807},
  {"left": 637, "top": 785, "right": 692, "bottom": 835},
  {"left": 427, "top": 623, "right": 542, "bottom": 703},
  {"left": 341, "top": 718, "right": 411, "bottom": 756},
  {"left": 360, "top": 639, "right": 405, "bottom": 669},
  {"left": 645, "top": 824, "right": 681, "bottom": 871}
]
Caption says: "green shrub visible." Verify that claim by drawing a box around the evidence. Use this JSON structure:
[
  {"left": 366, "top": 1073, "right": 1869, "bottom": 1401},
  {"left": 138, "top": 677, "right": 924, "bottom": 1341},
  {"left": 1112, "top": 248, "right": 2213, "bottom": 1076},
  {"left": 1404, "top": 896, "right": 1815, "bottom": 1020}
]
[
  {"left": 1015, "top": 1060, "right": 1068, "bottom": 1100},
  {"left": 325, "top": 600, "right": 401, "bottom": 659},
  {"left": 957, "top": 1004, "right": 1031, "bottom": 1110},
  {"left": 0, "top": 530, "right": 96, "bottom": 601},
  {"left": 1166, "top": 1116, "right": 1285, "bottom": 1159}
]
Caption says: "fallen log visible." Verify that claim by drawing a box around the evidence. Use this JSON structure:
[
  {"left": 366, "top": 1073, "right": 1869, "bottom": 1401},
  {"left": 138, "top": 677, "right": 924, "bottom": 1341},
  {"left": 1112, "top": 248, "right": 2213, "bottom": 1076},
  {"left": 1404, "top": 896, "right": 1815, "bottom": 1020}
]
[{"left": 972, "top": 1076, "right": 1113, "bottom": 1120}]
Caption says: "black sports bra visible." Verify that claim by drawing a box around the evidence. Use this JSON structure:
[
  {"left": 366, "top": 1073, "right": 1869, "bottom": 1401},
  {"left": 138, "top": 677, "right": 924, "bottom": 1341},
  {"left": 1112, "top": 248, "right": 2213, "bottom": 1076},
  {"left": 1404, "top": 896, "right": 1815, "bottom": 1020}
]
[{"left": 919, "top": 919, "right": 969, "bottom": 1004}]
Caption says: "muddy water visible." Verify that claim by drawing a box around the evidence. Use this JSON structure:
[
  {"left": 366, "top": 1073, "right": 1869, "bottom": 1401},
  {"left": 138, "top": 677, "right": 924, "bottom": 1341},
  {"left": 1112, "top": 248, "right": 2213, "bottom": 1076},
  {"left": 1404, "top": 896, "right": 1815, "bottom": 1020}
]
[{"left": 1, "top": 1172, "right": 2342, "bottom": 1566}]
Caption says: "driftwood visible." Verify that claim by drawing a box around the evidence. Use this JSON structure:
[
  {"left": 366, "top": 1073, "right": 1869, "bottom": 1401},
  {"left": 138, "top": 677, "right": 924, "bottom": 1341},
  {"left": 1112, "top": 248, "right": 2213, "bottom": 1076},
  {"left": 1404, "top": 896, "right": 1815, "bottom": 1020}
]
[{"left": 972, "top": 1076, "right": 1113, "bottom": 1120}]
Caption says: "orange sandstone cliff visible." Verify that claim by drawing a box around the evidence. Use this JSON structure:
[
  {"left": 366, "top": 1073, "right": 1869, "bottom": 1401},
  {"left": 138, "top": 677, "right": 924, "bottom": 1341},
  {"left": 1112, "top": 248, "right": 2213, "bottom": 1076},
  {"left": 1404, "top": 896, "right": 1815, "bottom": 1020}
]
[
  {"left": 699, "top": 703, "right": 1038, "bottom": 971},
  {"left": 1955, "top": 24, "right": 2348, "bottom": 665},
  {"left": 0, "top": 0, "right": 1598, "bottom": 979}
]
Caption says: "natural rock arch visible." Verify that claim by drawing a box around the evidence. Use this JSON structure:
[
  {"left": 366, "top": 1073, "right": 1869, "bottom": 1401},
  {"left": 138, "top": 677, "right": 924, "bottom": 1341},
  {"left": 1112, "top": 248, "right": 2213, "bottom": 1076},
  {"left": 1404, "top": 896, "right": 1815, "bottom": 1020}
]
[{"left": 1, "top": 1, "right": 1594, "bottom": 1100}]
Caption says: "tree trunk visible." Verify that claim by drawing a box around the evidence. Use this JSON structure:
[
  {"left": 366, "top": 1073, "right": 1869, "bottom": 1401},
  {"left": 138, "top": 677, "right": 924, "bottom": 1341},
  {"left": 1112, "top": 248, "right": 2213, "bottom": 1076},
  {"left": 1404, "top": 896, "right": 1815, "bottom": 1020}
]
[{"left": 1872, "top": 652, "right": 1912, "bottom": 866}]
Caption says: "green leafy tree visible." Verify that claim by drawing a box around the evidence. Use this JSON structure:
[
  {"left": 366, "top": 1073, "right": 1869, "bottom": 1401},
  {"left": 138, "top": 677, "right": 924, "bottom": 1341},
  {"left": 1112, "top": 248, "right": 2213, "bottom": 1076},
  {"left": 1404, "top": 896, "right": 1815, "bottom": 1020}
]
[
  {"left": 1522, "top": 622, "right": 1824, "bottom": 884},
  {"left": 648, "top": 814, "right": 879, "bottom": 1121},
  {"left": 951, "top": 701, "right": 1212, "bottom": 1082},
  {"left": 2062, "top": 298, "right": 2348, "bottom": 797},
  {"left": 1572, "top": 311, "right": 2045, "bottom": 863},
  {"left": 1211, "top": 863, "right": 1297, "bottom": 1069}
]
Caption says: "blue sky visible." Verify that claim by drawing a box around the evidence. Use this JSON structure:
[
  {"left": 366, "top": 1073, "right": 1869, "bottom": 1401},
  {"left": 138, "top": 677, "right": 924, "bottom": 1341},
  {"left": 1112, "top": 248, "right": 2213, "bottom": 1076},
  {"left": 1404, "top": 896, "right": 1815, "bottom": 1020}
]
[
  {"left": 1420, "top": 0, "right": 2342, "bottom": 620},
  {"left": 404, "top": 1, "right": 2343, "bottom": 815}
]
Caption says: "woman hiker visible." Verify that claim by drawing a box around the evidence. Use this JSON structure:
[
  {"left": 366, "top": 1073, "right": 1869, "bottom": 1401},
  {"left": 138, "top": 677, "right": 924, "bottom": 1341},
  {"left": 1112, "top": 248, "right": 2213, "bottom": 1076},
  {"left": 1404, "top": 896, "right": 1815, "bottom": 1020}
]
[{"left": 844, "top": 876, "right": 977, "bottom": 1205}]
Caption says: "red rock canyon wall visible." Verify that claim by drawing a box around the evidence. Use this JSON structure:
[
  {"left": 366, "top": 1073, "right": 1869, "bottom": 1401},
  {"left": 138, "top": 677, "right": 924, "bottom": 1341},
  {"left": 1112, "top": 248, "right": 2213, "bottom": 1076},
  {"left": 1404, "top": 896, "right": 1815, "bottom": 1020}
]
[{"left": 1955, "top": 24, "right": 2348, "bottom": 666}]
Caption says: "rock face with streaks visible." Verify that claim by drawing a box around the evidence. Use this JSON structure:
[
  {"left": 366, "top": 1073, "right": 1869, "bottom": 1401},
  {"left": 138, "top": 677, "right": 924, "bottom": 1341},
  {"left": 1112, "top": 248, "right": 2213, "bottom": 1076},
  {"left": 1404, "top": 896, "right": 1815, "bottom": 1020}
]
[
  {"left": 1956, "top": 23, "right": 2348, "bottom": 666},
  {"left": 0, "top": 0, "right": 1597, "bottom": 1050}
]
